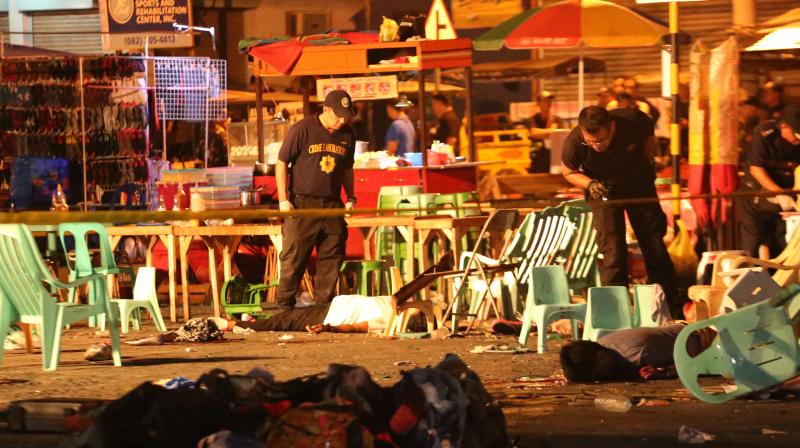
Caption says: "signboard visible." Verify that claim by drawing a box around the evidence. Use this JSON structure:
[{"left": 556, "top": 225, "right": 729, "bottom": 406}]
[
  {"left": 426, "top": 0, "right": 457, "bottom": 40},
  {"left": 452, "top": 0, "right": 523, "bottom": 30},
  {"left": 99, "top": 0, "right": 194, "bottom": 51},
  {"left": 316, "top": 76, "right": 398, "bottom": 102}
]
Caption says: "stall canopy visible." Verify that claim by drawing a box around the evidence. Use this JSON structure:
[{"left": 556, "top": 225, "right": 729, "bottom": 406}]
[
  {"left": 220, "top": 89, "right": 303, "bottom": 105},
  {"left": 746, "top": 25, "right": 800, "bottom": 52},
  {"left": 467, "top": 55, "right": 605, "bottom": 83},
  {"left": 473, "top": 0, "right": 667, "bottom": 107}
]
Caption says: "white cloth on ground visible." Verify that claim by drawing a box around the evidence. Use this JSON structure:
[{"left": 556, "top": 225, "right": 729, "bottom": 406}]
[{"left": 323, "top": 295, "right": 393, "bottom": 331}]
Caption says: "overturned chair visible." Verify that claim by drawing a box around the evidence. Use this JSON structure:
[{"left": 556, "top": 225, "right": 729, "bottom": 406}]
[{"left": 674, "top": 283, "right": 800, "bottom": 404}]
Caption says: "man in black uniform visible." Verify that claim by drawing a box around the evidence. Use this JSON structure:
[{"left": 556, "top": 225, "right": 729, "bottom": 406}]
[
  {"left": 737, "top": 104, "right": 800, "bottom": 258},
  {"left": 561, "top": 106, "right": 681, "bottom": 318},
  {"left": 275, "top": 90, "right": 357, "bottom": 310}
]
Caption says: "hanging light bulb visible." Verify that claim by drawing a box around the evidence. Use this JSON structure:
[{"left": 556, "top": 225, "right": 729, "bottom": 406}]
[{"left": 395, "top": 95, "right": 414, "bottom": 108}]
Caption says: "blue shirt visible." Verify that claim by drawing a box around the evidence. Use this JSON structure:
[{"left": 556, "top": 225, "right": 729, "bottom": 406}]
[{"left": 385, "top": 116, "right": 416, "bottom": 156}]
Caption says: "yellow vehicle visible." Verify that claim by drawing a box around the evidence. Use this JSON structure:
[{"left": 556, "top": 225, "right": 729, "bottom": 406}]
[{"left": 473, "top": 129, "right": 531, "bottom": 175}]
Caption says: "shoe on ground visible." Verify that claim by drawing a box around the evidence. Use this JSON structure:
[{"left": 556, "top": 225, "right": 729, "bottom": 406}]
[{"left": 84, "top": 342, "right": 112, "bottom": 361}]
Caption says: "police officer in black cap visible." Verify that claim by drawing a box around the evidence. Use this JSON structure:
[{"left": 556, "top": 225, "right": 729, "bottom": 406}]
[
  {"left": 561, "top": 106, "right": 681, "bottom": 318},
  {"left": 737, "top": 104, "right": 800, "bottom": 258},
  {"left": 275, "top": 89, "right": 357, "bottom": 310}
]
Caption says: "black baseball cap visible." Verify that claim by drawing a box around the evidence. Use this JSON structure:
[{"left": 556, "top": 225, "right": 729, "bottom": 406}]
[
  {"left": 783, "top": 104, "right": 800, "bottom": 140},
  {"left": 324, "top": 90, "right": 356, "bottom": 119}
]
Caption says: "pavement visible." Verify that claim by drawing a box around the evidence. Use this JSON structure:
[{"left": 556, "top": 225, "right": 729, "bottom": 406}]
[{"left": 1, "top": 321, "right": 799, "bottom": 447}]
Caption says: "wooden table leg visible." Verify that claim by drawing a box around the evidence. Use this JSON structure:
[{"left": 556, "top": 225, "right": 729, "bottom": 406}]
[
  {"left": 202, "top": 236, "right": 221, "bottom": 318},
  {"left": 157, "top": 234, "right": 178, "bottom": 322},
  {"left": 179, "top": 235, "right": 191, "bottom": 320}
]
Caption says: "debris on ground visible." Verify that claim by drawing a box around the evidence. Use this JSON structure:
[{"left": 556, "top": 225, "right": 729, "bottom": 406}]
[
  {"left": 278, "top": 334, "right": 295, "bottom": 341},
  {"left": 393, "top": 360, "right": 416, "bottom": 367},
  {"left": 4, "top": 330, "right": 39, "bottom": 350},
  {"left": 470, "top": 344, "right": 530, "bottom": 354},
  {"left": 761, "top": 428, "right": 786, "bottom": 435},
  {"left": 184, "top": 347, "right": 195, "bottom": 353},
  {"left": 83, "top": 343, "right": 112, "bottom": 362},
  {"left": 678, "top": 425, "right": 716, "bottom": 444},
  {"left": 636, "top": 398, "right": 671, "bottom": 407},
  {"left": 594, "top": 393, "right": 632, "bottom": 413},
  {"left": 73, "top": 354, "right": 508, "bottom": 448},
  {"left": 231, "top": 326, "right": 255, "bottom": 335}
]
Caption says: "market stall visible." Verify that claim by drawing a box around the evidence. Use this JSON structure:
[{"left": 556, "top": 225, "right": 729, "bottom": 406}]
[{"left": 246, "top": 36, "right": 480, "bottom": 200}]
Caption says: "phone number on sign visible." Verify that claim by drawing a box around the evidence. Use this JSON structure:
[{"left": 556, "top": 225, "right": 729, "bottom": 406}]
[{"left": 123, "top": 35, "right": 178, "bottom": 46}]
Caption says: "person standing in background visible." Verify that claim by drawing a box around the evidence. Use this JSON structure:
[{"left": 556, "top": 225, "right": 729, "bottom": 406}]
[
  {"left": 528, "top": 91, "right": 563, "bottom": 173},
  {"left": 430, "top": 94, "right": 461, "bottom": 155},
  {"left": 759, "top": 81, "right": 786, "bottom": 120},
  {"left": 385, "top": 102, "right": 416, "bottom": 157},
  {"left": 736, "top": 104, "right": 800, "bottom": 258}
]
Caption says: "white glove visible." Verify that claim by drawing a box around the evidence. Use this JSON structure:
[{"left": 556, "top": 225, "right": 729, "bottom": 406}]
[
  {"left": 344, "top": 201, "right": 355, "bottom": 211},
  {"left": 279, "top": 200, "right": 294, "bottom": 212},
  {"left": 767, "top": 194, "right": 798, "bottom": 212}
]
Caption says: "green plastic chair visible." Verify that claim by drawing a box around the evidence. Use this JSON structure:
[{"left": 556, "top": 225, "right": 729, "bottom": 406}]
[
  {"left": 559, "top": 201, "right": 601, "bottom": 293},
  {"left": 59, "top": 223, "right": 166, "bottom": 333},
  {"left": 582, "top": 286, "right": 633, "bottom": 341},
  {"left": 632, "top": 284, "right": 660, "bottom": 328},
  {"left": 220, "top": 276, "right": 278, "bottom": 319},
  {"left": 376, "top": 192, "right": 435, "bottom": 278},
  {"left": 0, "top": 224, "right": 122, "bottom": 371},
  {"left": 340, "top": 259, "right": 387, "bottom": 295},
  {"left": 674, "top": 284, "right": 800, "bottom": 404},
  {"left": 518, "top": 265, "right": 587, "bottom": 353}
]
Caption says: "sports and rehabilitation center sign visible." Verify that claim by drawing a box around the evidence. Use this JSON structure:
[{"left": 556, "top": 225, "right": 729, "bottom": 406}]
[{"left": 99, "top": 0, "right": 194, "bottom": 51}]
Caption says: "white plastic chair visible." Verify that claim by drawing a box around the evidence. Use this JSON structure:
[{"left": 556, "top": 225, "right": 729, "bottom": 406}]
[{"left": 105, "top": 267, "right": 167, "bottom": 333}]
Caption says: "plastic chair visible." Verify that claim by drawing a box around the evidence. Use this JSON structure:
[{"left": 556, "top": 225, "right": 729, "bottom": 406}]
[
  {"left": 518, "top": 265, "right": 586, "bottom": 353},
  {"left": 0, "top": 224, "right": 122, "bottom": 371},
  {"left": 559, "top": 200, "right": 601, "bottom": 293},
  {"left": 446, "top": 209, "right": 521, "bottom": 334},
  {"left": 220, "top": 276, "right": 279, "bottom": 319},
  {"left": 340, "top": 259, "right": 387, "bottom": 296},
  {"left": 674, "top": 284, "right": 800, "bottom": 404},
  {"left": 383, "top": 266, "right": 442, "bottom": 336},
  {"left": 582, "top": 286, "right": 633, "bottom": 341},
  {"left": 114, "top": 267, "right": 167, "bottom": 333},
  {"left": 59, "top": 223, "right": 167, "bottom": 332},
  {"left": 59, "top": 222, "right": 131, "bottom": 326},
  {"left": 632, "top": 284, "right": 660, "bottom": 328}
]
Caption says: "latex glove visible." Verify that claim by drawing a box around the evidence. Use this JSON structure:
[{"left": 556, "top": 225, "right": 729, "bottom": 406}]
[
  {"left": 587, "top": 180, "right": 610, "bottom": 200},
  {"left": 344, "top": 201, "right": 355, "bottom": 211},
  {"left": 767, "top": 194, "right": 798, "bottom": 211},
  {"left": 279, "top": 200, "right": 294, "bottom": 212}
]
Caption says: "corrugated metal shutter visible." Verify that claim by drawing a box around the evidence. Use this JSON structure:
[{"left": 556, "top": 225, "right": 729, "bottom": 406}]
[
  {"left": 538, "top": 0, "right": 799, "bottom": 101},
  {"left": 32, "top": 11, "right": 103, "bottom": 55},
  {"left": 0, "top": 14, "right": 9, "bottom": 34}
]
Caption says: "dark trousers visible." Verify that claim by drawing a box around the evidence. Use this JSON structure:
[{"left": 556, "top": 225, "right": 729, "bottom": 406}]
[
  {"left": 593, "top": 200, "right": 681, "bottom": 317},
  {"left": 276, "top": 194, "right": 347, "bottom": 310},
  {"left": 237, "top": 304, "right": 330, "bottom": 332},
  {"left": 736, "top": 194, "right": 786, "bottom": 258}
]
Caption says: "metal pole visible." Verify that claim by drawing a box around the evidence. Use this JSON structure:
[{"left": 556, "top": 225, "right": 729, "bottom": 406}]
[
  {"left": 79, "top": 57, "right": 88, "bottom": 212},
  {"left": 255, "top": 74, "right": 264, "bottom": 163},
  {"left": 419, "top": 70, "right": 428, "bottom": 167},
  {"left": 465, "top": 66, "right": 475, "bottom": 162},
  {"left": 670, "top": 2, "right": 681, "bottom": 229},
  {"left": 204, "top": 58, "right": 210, "bottom": 168}
]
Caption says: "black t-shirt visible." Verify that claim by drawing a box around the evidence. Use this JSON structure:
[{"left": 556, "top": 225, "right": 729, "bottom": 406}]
[
  {"left": 278, "top": 114, "right": 356, "bottom": 197},
  {"left": 561, "top": 108, "right": 656, "bottom": 199},
  {"left": 745, "top": 120, "right": 800, "bottom": 189},
  {"left": 435, "top": 110, "right": 461, "bottom": 149}
]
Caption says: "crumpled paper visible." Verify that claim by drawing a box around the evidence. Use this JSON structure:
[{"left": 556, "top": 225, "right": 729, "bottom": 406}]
[{"left": 678, "top": 425, "right": 716, "bottom": 444}]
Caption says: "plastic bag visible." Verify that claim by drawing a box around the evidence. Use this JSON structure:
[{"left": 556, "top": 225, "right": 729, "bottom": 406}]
[
  {"left": 667, "top": 220, "right": 699, "bottom": 280},
  {"left": 379, "top": 17, "right": 399, "bottom": 42}
]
